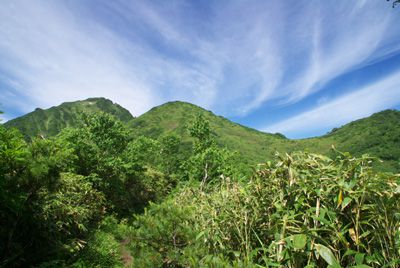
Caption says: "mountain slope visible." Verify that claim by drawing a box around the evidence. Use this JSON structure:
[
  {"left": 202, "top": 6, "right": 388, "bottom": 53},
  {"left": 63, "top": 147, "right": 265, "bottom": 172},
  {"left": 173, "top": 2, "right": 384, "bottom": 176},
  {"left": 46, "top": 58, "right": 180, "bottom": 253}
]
[
  {"left": 129, "top": 101, "right": 400, "bottom": 172},
  {"left": 4, "top": 98, "right": 399, "bottom": 172},
  {"left": 303, "top": 109, "right": 400, "bottom": 171},
  {"left": 4, "top": 98, "right": 134, "bottom": 139},
  {"left": 129, "top": 101, "right": 289, "bottom": 166}
]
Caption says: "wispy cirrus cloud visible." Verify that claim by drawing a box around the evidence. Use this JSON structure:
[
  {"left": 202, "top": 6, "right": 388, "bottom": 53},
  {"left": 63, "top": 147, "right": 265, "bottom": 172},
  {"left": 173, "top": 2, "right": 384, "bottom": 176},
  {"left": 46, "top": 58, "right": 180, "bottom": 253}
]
[
  {"left": 0, "top": 1, "right": 400, "bottom": 135},
  {"left": 0, "top": 1, "right": 159, "bottom": 116},
  {"left": 281, "top": 2, "right": 394, "bottom": 104}
]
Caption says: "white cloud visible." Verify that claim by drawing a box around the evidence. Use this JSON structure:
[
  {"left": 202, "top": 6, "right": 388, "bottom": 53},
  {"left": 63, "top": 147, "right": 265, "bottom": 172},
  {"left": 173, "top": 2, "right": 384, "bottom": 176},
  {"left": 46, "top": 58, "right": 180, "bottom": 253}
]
[
  {"left": 263, "top": 71, "right": 400, "bottom": 138},
  {"left": 0, "top": 1, "right": 399, "bottom": 121},
  {"left": 203, "top": 1, "right": 399, "bottom": 114},
  {"left": 0, "top": 1, "right": 160, "bottom": 116}
]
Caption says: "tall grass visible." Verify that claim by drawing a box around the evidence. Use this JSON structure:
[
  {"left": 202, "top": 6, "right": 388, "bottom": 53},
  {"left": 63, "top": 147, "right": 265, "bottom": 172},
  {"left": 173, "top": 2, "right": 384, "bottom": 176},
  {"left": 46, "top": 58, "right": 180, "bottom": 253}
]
[{"left": 74, "top": 151, "right": 400, "bottom": 267}]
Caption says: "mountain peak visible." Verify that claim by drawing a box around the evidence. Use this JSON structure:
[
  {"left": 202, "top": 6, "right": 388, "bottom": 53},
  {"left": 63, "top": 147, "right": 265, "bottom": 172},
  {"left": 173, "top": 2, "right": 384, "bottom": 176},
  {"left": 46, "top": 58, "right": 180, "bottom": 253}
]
[{"left": 4, "top": 97, "right": 134, "bottom": 139}]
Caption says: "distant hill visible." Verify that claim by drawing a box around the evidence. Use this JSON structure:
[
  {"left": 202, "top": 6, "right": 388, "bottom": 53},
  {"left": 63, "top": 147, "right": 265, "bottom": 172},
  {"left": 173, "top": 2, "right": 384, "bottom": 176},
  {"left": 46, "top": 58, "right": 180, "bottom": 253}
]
[
  {"left": 4, "top": 98, "right": 400, "bottom": 172},
  {"left": 306, "top": 109, "right": 400, "bottom": 171},
  {"left": 4, "top": 98, "right": 134, "bottom": 139}
]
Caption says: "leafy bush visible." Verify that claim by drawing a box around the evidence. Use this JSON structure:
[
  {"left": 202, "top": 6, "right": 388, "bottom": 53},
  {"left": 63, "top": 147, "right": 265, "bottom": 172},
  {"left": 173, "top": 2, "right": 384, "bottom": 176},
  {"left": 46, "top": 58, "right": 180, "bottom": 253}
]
[
  {"left": 128, "top": 199, "right": 199, "bottom": 267},
  {"left": 37, "top": 172, "right": 105, "bottom": 255},
  {"left": 126, "top": 151, "right": 400, "bottom": 267},
  {"left": 244, "top": 151, "right": 400, "bottom": 267},
  {"left": 73, "top": 230, "right": 123, "bottom": 268}
]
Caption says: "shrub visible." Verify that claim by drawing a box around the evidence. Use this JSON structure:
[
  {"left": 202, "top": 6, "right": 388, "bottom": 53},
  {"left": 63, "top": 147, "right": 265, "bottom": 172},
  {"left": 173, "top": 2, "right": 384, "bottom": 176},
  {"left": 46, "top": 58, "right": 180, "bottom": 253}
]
[{"left": 127, "top": 151, "right": 400, "bottom": 267}]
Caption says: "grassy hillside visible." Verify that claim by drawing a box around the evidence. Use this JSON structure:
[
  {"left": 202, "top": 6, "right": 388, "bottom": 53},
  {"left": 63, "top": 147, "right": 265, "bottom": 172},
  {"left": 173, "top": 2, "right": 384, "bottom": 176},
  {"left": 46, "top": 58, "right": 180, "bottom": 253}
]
[
  {"left": 4, "top": 98, "right": 134, "bottom": 139},
  {"left": 130, "top": 101, "right": 400, "bottom": 172},
  {"left": 4, "top": 98, "right": 400, "bottom": 172},
  {"left": 129, "top": 101, "right": 289, "bottom": 167},
  {"left": 304, "top": 109, "right": 400, "bottom": 171}
]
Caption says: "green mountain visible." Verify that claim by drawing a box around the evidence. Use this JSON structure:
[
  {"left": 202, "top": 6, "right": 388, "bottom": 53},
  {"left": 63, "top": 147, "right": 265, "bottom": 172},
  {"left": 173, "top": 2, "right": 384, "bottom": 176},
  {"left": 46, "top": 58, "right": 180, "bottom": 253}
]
[
  {"left": 129, "top": 101, "right": 289, "bottom": 166},
  {"left": 130, "top": 101, "right": 400, "bottom": 172},
  {"left": 4, "top": 98, "right": 400, "bottom": 172},
  {"left": 305, "top": 109, "right": 400, "bottom": 171},
  {"left": 4, "top": 97, "right": 134, "bottom": 139}
]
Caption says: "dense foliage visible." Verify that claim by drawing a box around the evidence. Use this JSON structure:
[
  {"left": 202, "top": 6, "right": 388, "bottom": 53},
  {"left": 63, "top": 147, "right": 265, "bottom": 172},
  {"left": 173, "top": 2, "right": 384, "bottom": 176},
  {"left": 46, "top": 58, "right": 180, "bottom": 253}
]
[
  {"left": 107, "top": 151, "right": 399, "bottom": 267},
  {"left": 1, "top": 109, "right": 399, "bottom": 267},
  {"left": 0, "top": 112, "right": 174, "bottom": 266}
]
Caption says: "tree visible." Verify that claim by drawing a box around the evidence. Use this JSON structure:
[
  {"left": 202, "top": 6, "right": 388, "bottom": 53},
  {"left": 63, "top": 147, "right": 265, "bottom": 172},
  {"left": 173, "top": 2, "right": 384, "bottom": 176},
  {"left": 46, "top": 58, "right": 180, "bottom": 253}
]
[
  {"left": 388, "top": 0, "right": 400, "bottom": 7},
  {"left": 57, "top": 112, "right": 141, "bottom": 215},
  {"left": 184, "top": 115, "right": 237, "bottom": 188},
  {"left": 188, "top": 114, "right": 214, "bottom": 154},
  {"left": 123, "top": 135, "right": 160, "bottom": 169},
  {"left": 57, "top": 112, "right": 170, "bottom": 216},
  {"left": 0, "top": 112, "right": 175, "bottom": 266},
  {"left": 0, "top": 125, "right": 79, "bottom": 266},
  {"left": 159, "top": 134, "right": 182, "bottom": 175}
]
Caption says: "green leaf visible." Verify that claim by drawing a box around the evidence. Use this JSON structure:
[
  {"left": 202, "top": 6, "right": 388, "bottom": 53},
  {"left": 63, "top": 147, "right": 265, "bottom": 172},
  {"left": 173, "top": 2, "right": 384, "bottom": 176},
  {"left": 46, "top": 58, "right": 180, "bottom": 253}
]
[
  {"left": 350, "top": 265, "right": 371, "bottom": 268},
  {"left": 315, "top": 244, "right": 341, "bottom": 267},
  {"left": 343, "top": 249, "right": 357, "bottom": 257},
  {"left": 359, "top": 231, "right": 371, "bottom": 239},
  {"left": 264, "top": 261, "right": 282, "bottom": 267},
  {"left": 195, "top": 231, "right": 205, "bottom": 241},
  {"left": 341, "top": 197, "right": 352, "bottom": 210},
  {"left": 355, "top": 253, "right": 365, "bottom": 265},
  {"left": 292, "top": 234, "right": 307, "bottom": 249}
]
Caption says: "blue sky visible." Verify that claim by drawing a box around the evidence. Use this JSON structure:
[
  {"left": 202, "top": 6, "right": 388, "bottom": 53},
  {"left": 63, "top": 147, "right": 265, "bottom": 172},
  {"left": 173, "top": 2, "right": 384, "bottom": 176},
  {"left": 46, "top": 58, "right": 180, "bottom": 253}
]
[{"left": 1, "top": 1, "right": 400, "bottom": 138}]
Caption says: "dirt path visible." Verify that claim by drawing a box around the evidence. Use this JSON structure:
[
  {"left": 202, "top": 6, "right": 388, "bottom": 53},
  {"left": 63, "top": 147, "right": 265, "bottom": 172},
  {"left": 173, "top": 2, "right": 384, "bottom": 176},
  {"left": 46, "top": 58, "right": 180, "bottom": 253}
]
[{"left": 120, "top": 238, "right": 133, "bottom": 267}]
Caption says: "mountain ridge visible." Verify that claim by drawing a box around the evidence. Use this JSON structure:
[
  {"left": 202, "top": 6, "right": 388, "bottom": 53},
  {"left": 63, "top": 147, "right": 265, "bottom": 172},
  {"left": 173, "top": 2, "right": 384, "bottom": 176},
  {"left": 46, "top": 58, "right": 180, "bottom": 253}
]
[
  {"left": 4, "top": 97, "right": 134, "bottom": 139},
  {"left": 4, "top": 97, "right": 400, "bottom": 172}
]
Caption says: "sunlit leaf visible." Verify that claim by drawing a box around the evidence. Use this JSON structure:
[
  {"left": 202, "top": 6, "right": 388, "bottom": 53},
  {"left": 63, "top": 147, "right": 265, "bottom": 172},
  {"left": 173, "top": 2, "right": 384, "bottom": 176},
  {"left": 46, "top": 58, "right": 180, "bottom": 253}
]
[
  {"left": 341, "top": 197, "right": 352, "bottom": 210},
  {"left": 315, "top": 244, "right": 341, "bottom": 267},
  {"left": 349, "top": 228, "right": 358, "bottom": 244},
  {"left": 337, "top": 189, "right": 343, "bottom": 207},
  {"left": 292, "top": 234, "right": 307, "bottom": 249}
]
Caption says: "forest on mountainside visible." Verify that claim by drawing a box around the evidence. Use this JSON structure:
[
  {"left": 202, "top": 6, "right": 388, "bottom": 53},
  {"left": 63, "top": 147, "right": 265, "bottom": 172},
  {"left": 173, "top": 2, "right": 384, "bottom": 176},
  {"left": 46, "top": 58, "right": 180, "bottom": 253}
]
[{"left": 1, "top": 110, "right": 399, "bottom": 267}]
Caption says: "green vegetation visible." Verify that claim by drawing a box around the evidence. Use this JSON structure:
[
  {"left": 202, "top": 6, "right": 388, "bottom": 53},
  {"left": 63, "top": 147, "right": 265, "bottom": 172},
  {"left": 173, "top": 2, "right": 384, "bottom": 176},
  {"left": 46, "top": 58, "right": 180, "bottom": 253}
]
[
  {"left": 0, "top": 112, "right": 173, "bottom": 266},
  {"left": 4, "top": 98, "right": 133, "bottom": 139},
  {"left": 129, "top": 101, "right": 289, "bottom": 173},
  {"left": 7, "top": 99, "right": 399, "bottom": 173},
  {"left": 129, "top": 103, "right": 400, "bottom": 173},
  {"left": 1, "top": 99, "right": 399, "bottom": 267},
  {"left": 120, "top": 151, "right": 399, "bottom": 267},
  {"left": 132, "top": 102, "right": 400, "bottom": 173},
  {"left": 314, "top": 110, "right": 400, "bottom": 172}
]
